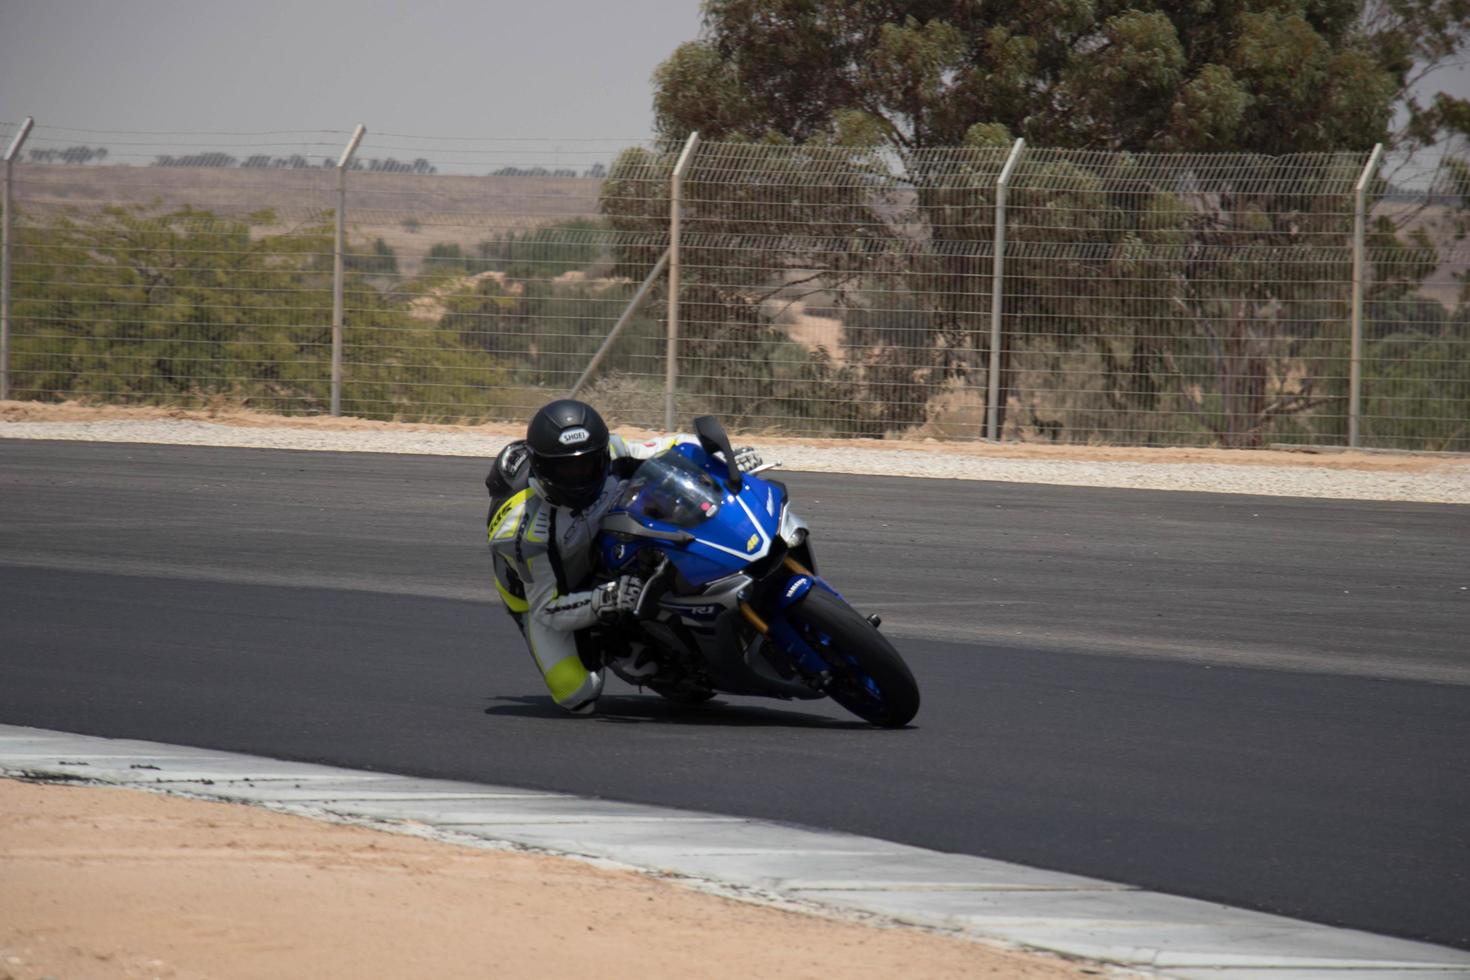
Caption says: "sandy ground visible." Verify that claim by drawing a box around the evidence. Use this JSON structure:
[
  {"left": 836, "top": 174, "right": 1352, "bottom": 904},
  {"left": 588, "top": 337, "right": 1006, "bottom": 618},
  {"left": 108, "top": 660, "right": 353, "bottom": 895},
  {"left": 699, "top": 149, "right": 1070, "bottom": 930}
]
[
  {"left": 3, "top": 399, "right": 1460, "bottom": 474},
  {"left": 0, "top": 779, "right": 1097, "bottom": 980}
]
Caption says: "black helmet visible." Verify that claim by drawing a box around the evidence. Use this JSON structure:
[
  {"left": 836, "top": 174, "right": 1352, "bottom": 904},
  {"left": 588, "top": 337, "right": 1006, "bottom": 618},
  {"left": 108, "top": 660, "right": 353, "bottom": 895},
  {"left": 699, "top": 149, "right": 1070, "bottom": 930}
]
[{"left": 526, "top": 399, "right": 611, "bottom": 511}]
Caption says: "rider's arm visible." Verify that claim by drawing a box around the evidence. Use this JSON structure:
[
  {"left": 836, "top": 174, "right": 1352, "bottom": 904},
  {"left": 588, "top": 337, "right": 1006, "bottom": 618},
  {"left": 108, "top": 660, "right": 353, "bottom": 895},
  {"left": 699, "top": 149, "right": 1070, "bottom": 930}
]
[
  {"left": 531, "top": 581, "right": 602, "bottom": 632},
  {"left": 613, "top": 433, "right": 764, "bottom": 472},
  {"left": 611, "top": 433, "right": 696, "bottom": 463},
  {"left": 528, "top": 568, "right": 641, "bottom": 632}
]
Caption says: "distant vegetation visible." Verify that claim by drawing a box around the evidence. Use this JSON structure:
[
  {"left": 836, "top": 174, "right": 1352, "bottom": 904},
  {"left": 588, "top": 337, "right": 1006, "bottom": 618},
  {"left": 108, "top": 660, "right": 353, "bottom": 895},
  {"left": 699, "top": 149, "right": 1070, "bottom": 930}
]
[
  {"left": 27, "top": 145, "right": 108, "bottom": 165},
  {"left": 6, "top": 205, "right": 507, "bottom": 420},
  {"left": 19, "top": 145, "right": 441, "bottom": 172},
  {"left": 3, "top": 205, "right": 658, "bottom": 423},
  {"left": 346, "top": 238, "right": 399, "bottom": 276},
  {"left": 8, "top": 194, "right": 1464, "bottom": 447},
  {"left": 420, "top": 220, "right": 610, "bottom": 279},
  {"left": 488, "top": 165, "right": 606, "bottom": 178},
  {"left": 22, "top": 145, "right": 606, "bottom": 178},
  {"left": 150, "top": 154, "right": 439, "bottom": 173},
  {"left": 5, "top": 130, "right": 1466, "bottom": 445}
]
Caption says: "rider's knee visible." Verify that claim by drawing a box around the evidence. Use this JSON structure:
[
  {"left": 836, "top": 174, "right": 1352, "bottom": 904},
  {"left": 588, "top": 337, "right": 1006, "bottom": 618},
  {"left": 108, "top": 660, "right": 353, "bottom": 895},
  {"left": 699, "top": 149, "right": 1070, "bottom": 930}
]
[{"left": 549, "top": 663, "right": 603, "bottom": 715}]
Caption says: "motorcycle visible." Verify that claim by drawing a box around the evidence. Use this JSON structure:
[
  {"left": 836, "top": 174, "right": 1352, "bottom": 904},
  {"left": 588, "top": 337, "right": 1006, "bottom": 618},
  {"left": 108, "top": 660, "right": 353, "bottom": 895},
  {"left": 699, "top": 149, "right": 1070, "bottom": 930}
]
[{"left": 594, "top": 416, "right": 920, "bottom": 728}]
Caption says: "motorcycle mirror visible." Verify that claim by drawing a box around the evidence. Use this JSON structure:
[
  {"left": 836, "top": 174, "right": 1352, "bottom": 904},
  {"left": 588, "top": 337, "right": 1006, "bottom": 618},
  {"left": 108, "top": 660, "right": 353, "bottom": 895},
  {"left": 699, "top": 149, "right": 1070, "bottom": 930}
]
[{"left": 693, "top": 415, "right": 743, "bottom": 493}]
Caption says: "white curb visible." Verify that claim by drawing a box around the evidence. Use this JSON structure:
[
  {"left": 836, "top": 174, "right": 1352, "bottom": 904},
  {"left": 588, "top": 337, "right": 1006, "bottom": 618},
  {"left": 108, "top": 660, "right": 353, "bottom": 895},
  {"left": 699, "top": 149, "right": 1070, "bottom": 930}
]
[
  {"left": 3, "top": 725, "right": 1467, "bottom": 979},
  {"left": 4, "top": 420, "right": 1468, "bottom": 503}
]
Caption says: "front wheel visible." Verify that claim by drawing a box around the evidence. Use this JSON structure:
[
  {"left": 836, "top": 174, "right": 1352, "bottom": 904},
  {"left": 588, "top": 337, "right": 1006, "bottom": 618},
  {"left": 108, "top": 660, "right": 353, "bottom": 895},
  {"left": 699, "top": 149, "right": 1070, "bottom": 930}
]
[{"left": 788, "top": 588, "right": 919, "bottom": 728}]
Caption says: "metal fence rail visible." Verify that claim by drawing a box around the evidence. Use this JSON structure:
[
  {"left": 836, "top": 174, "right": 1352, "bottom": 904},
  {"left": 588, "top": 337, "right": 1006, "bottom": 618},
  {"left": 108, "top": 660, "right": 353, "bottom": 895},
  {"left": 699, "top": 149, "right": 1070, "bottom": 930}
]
[{"left": 1, "top": 121, "right": 1465, "bottom": 450}]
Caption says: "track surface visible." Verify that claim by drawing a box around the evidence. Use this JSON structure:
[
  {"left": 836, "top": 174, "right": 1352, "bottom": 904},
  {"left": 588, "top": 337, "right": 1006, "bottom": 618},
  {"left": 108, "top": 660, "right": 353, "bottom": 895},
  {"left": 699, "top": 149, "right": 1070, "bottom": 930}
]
[{"left": 2, "top": 441, "right": 1467, "bottom": 948}]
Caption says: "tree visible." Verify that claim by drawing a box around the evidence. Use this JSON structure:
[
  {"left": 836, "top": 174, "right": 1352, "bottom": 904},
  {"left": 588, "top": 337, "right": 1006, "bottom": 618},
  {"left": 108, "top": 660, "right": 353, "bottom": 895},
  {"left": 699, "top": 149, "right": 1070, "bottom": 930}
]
[
  {"left": 29, "top": 146, "right": 108, "bottom": 164},
  {"left": 152, "top": 152, "right": 238, "bottom": 168},
  {"left": 361, "top": 157, "right": 438, "bottom": 174},
  {"left": 346, "top": 237, "right": 399, "bottom": 276},
  {"left": 653, "top": 0, "right": 1469, "bottom": 156},
  {"left": 611, "top": 0, "right": 1470, "bottom": 445}
]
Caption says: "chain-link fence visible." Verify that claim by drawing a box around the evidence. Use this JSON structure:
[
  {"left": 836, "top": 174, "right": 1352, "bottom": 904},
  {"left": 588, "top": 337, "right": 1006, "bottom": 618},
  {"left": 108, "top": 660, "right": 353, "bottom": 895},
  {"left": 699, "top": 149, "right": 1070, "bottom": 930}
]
[
  {"left": 1002, "top": 149, "right": 1367, "bottom": 448},
  {"left": 2, "top": 122, "right": 1465, "bottom": 450}
]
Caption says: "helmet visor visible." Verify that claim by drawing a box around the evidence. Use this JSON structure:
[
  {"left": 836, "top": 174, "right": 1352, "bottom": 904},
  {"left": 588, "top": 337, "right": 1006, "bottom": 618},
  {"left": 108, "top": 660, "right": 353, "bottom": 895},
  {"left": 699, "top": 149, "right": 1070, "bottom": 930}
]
[{"left": 535, "top": 449, "right": 609, "bottom": 503}]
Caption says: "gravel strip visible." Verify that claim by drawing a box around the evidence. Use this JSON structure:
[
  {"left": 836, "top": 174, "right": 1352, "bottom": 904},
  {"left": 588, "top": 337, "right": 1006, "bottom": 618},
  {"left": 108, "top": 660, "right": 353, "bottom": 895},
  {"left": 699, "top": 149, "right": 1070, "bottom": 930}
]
[{"left": 3, "top": 419, "right": 1467, "bottom": 504}]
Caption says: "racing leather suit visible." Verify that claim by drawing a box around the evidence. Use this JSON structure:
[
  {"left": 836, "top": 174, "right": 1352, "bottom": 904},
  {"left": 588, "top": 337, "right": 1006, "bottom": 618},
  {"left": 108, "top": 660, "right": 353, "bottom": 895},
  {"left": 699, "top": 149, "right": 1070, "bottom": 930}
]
[{"left": 488, "top": 434, "right": 693, "bottom": 712}]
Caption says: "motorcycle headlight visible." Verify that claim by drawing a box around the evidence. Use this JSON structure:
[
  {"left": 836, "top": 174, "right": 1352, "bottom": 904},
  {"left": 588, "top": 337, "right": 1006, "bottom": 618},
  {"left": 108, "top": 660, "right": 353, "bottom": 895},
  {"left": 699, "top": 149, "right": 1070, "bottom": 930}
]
[{"left": 778, "top": 503, "right": 809, "bottom": 547}]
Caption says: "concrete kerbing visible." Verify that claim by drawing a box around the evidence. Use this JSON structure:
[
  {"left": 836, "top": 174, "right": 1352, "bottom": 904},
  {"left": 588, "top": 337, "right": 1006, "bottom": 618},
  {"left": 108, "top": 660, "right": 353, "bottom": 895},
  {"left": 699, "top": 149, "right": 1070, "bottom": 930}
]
[
  {"left": 4, "top": 724, "right": 1467, "bottom": 980},
  {"left": 3, "top": 415, "right": 1470, "bottom": 503},
  {"left": 1269, "top": 443, "right": 1470, "bottom": 459}
]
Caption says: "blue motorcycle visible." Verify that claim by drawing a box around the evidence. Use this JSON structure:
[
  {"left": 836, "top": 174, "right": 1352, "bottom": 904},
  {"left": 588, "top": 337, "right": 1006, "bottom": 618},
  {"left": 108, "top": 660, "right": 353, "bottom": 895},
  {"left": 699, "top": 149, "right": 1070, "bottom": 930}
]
[{"left": 595, "top": 416, "right": 920, "bottom": 728}]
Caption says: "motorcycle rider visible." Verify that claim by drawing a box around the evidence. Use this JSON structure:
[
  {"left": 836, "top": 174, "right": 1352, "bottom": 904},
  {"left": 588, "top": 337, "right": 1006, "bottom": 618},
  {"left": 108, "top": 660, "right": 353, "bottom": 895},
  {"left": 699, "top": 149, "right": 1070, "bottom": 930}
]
[{"left": 486, "top": 399, "right": 760, "bottom": 715}]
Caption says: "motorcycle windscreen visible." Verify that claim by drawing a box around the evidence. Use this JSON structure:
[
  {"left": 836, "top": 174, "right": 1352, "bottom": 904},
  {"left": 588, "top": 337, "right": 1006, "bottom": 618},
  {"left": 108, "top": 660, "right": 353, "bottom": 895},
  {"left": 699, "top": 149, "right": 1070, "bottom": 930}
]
[{"left": 618, "top": 451, "right": 723, "bottom": 528}]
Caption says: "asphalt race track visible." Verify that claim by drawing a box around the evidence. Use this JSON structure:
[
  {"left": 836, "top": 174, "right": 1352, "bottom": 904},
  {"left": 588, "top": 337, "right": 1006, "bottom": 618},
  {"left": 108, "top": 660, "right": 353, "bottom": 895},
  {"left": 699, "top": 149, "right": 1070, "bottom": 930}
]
[{"left": 2, "top": 440, "right": 1467, "bottom": 949}]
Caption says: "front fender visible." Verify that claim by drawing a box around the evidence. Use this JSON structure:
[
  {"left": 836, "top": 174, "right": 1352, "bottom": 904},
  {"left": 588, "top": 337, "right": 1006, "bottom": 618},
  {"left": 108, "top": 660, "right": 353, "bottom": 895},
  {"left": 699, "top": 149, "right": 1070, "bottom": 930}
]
[
  {"left": 774, "top": 574, "right": 814, "bottom": 609},
  {"left": 758, "top": 573, "right": 846, "bottom": 679}
]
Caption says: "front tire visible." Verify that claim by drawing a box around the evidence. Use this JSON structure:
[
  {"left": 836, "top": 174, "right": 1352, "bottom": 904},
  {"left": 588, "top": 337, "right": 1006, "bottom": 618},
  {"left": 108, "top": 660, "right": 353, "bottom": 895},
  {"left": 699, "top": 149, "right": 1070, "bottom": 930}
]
[{"left": 789, "top": 588, "right": 919, "bottom": 727}]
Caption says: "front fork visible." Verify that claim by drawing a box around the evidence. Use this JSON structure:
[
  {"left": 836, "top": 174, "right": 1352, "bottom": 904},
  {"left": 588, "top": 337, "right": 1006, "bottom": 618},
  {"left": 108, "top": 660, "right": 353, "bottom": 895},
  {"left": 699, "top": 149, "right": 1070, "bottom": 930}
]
[{"left": 739, "top": 556, "right": 839, "bottom": 681}]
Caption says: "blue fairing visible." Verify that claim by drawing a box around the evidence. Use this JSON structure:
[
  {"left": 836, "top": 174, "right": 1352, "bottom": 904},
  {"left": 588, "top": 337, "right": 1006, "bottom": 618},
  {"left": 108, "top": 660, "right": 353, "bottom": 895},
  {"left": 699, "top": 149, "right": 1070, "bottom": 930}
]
[
  {"left": 595, "top": 435, "right": 914, "bottom": 726},
  {"left": 602, "top": 443, "right": 785, "bottom": 586}
]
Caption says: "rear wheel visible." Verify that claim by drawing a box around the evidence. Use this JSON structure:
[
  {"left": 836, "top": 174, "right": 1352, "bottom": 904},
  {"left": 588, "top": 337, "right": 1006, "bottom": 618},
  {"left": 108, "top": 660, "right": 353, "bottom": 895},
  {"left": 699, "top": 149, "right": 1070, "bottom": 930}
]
[{"left": 788, "top": 588, "right": 919, "bottom": 727}]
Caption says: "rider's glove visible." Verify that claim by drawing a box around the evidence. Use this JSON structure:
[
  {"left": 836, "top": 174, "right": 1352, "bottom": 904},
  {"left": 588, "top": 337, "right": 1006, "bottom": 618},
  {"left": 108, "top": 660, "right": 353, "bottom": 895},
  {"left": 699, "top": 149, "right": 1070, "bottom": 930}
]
[
  {"left": 592, "top": 575, "right": 644, "bottom": 625},
  {"left": 733, "top": 446, "right": 763, "bottom": 473}
]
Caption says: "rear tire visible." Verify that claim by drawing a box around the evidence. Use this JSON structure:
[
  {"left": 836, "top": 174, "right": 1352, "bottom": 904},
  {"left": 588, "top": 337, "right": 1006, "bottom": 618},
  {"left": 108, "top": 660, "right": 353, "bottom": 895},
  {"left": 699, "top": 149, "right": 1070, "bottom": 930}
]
[{"left": 789, "top": 588, "right": 919, "bottom": 727}]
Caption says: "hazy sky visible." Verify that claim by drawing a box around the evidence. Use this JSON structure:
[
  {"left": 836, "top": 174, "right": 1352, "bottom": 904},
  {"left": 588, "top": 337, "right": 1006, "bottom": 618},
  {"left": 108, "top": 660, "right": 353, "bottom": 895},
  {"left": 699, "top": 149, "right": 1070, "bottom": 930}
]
[
  {"left": 3, "top": 0, "right": 1468, "bottom": 155},
  {"left": 0, "top": 0, "right": 704, "bottom": 141}
]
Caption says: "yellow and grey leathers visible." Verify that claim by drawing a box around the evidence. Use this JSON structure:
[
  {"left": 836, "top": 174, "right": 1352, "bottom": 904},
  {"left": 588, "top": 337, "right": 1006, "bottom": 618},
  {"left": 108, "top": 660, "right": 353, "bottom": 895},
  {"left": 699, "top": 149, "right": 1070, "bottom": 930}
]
[{"left": 488, "top": 433, "right": 693, "bottom": 712}]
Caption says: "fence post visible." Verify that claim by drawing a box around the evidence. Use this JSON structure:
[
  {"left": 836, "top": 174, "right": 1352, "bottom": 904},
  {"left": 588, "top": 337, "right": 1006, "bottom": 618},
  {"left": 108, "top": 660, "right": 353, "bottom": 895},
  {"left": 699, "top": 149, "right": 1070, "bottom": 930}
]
[
  {"left": 569, "top": 248, "right": 671, "bottom": 398},
  {"left": 2, "top": 116, "right": 36, "bottom": 403},
  {"left": 666, "top": 131, "right": 700, "bottom": 431},
  {"left": 1349, "top": 143, "right": 1383, "bottom": 449},
  {"left": 332, "top": 124, "right": 366, "bottom": 417},
  {"left": 986, "top": 138, "right": 1025, "bottom": 441}
]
